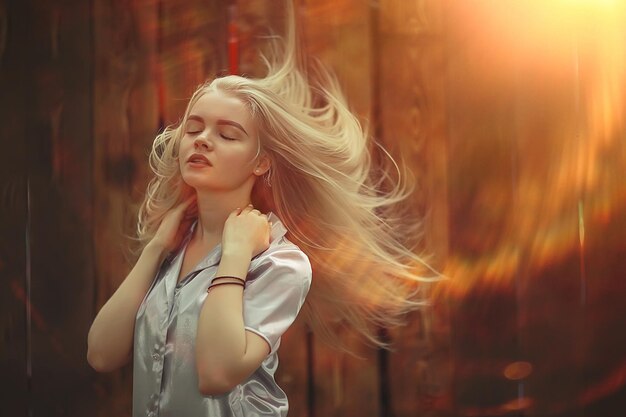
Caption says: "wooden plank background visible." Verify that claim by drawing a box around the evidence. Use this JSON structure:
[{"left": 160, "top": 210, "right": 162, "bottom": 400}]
[
  {"left": 3, "top": 0, "right": 626, "bottom": 417},
  {"left": 0, "top": 0, "right": 96, "bottom": 415}
]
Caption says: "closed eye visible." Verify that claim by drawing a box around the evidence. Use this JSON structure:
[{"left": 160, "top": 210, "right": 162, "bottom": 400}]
[{"left": 185, "top": 129, "right": 235, "bottom": 140}]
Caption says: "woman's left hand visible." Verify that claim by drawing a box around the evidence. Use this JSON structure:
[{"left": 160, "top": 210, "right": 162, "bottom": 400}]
[{"left": 221, "top": 204, "right": 272, "bottom": 259}]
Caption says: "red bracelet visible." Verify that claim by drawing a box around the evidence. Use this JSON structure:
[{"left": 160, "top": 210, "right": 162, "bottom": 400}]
[{"left": 207, "top": 281, "right": 245, "bottom": 293}]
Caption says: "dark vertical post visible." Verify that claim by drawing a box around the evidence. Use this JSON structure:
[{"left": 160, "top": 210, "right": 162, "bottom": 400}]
[{"left": 1, "top": 0, "right": 95, "bottom": 415}]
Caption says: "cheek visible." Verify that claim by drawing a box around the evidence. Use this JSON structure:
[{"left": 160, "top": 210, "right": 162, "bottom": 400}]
[{"left": 220, "top": 145, "right": 255, "bottom": 165}]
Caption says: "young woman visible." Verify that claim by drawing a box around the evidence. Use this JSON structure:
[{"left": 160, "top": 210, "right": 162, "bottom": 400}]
[{"left": 87, "top": 2, "right": 436, "bottom": 416}]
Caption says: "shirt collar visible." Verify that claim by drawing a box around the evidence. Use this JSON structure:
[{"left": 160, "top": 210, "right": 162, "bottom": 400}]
[
  {"left": 166, "top": 210, "right": 288, "bottom": 267},
  {"left": 268, "top": 211, "right": 288, "bottom": 241}
]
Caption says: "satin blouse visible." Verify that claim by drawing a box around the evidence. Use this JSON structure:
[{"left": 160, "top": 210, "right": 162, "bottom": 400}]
[{"left": 133, "top": 211, "right": 312, "bottom": 417}]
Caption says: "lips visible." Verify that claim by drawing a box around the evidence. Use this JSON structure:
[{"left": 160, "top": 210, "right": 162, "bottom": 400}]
[{"left": 187, "top": 153, "right": 212, "bottom": 166}]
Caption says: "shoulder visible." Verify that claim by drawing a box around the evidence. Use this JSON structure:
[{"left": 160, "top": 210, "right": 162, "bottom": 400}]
[
  {"left": 254, "top": 211, "right": 311, "bottom": 273},
  {"left": 247, "top": 237, "right": 312, "bottom": 288}
]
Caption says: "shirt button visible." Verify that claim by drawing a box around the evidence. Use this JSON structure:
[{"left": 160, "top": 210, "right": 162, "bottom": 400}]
[{"left": 152, "top": 353, "right": 160, "bottom": 360}]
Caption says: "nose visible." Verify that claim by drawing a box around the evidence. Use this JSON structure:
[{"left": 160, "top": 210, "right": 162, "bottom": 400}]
[{"left": 193, "top": 134, "right": 213, "bottom": 151}]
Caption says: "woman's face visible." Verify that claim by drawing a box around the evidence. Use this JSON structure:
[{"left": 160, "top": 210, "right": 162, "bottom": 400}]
[{"left": 178, "top": 90, "right": 265, "bottom": 191}]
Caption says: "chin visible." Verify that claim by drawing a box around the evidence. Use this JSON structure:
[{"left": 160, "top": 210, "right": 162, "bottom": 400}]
[
  {"left": 181, "top": 176, "right": 227, "bottom": 192},
  {"left": 181, "top": 171, "right": 210, "bottom": 188},
  {"left": 182, "top": 178, "right": 212, "bottom": 190}
]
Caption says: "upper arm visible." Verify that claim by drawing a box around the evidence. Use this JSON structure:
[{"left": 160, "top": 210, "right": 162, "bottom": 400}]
[
  {"left": 201, "top": 246, "right": 311, "bottom": 394},
  {"left": 199, "top": 331, "right": 270, "bottom": 395},
  {"left": 239, "top": 330, "right": 271, "bottom": 376},
  {"left": 242, "top": 246, "right": 312, "bottom": 356},
  {"left": 87, "top": 347, "right": 132, "bottom": 373}
]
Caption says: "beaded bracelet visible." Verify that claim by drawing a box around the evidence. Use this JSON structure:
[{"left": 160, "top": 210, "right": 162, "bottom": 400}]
[{"left": 206, "top": 281, "right": 245, "bottom": 293}]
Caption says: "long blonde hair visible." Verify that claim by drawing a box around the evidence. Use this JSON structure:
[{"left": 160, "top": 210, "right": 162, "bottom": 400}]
[{"left": 136, "top": 1, "right": 440, "bottom": 356}]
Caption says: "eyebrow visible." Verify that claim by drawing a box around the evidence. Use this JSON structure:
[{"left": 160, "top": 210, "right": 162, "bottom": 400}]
[{"left": 187, "top": 115, "right": 248, "bottom": 136}]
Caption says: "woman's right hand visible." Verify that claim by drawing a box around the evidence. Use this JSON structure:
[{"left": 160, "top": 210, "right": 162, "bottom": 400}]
[{"left": 149, "top": 195, "right": 198, "bottom": 255}]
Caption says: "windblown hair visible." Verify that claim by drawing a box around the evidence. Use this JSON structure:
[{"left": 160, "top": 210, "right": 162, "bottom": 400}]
[{"left": 136, "top": 2, "right": 440, "bottom": 356}]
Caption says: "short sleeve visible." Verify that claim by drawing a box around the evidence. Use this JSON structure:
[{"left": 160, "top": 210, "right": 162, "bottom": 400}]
[{"left": 243, "top": 246, "right": 312, "bottom": 356}]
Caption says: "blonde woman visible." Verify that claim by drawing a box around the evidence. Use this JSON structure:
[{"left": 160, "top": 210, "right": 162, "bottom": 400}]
[{"left": 87, "top": 2, "right": 436, "bottom": 416}]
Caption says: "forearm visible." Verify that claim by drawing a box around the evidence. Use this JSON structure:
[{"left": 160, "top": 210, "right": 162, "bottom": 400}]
[
  {"left": 87, "top": 242, "right": 166, "bottom": 372},
  {"left": 196, "top": 250, "right": 251, "bottom": 391}
]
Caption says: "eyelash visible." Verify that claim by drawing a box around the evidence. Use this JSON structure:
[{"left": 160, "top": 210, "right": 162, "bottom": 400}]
[{"left": 187, "top": 131, "right": 235, "bottom": 141}]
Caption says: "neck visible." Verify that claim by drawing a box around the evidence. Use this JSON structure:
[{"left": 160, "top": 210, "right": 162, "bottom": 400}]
[{"left": 193, "top": 186, "right": 254, "bottom": 245}]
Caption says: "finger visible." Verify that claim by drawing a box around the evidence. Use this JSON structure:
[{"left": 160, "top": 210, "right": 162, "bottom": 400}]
[
  {"left": 179, "top": 195, "right": 197, "bottom": 210},
  {"left": 240, "top": 203, "right": 255, "bottom": 214}
]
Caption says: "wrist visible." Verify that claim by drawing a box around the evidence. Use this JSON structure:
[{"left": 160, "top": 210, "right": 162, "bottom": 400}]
[
  {"left": 221, "top": 247, "right": 252, "bottom": 260},
  {"left": 216, "top": 250, "right": 252, "bottom": 280},
  {"left": 145, "top": 240, "right": 168, "bottom": 262}
]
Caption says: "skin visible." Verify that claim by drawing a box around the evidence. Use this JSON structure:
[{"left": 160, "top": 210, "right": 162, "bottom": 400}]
[
  {"left": 164, "top": 89, "right": 275, "bottom": 394},
  {"left": 86, "top": 89, "right": 277, "bottom": 396},
  {"left": 177, "top": 89, "right": 271, "bottom": 246}
]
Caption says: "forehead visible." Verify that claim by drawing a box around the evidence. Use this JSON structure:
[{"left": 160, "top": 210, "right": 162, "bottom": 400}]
[{"left": 188, "top": 90, "right": 252, "bottom": 125}]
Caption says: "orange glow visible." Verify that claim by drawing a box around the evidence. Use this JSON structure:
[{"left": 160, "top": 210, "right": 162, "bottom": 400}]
[
  {"left": 463, "top": 396, "right": 535, "bottom": 416},
  {"left": 503, "top": 361, "right": 533, "bottom": 380},
  {"left": 502, "top": 396, "right": 534, "bottom": 411},
  {"left": 434, "top": 0, "right": 626, "bottom": 298}
]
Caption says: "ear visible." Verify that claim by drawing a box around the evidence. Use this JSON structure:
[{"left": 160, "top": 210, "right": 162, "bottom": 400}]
[{"left": 254, "top": 153, "right": 271, "bottom": 176}]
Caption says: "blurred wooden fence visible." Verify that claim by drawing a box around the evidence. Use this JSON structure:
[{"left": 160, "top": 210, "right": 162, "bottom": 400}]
[
  {"left": 1, "top": 1, "right": 448, "bottom": 416},
  {"left": 5, "top": 0, "right": 625, "bottom": 416}
]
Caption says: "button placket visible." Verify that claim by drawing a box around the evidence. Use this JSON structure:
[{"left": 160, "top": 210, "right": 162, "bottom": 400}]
[{"left": 146, "top": 393, "right": 159, "bottom": 417}]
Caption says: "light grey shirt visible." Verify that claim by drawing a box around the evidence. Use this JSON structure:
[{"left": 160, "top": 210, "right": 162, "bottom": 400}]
[{"left": 133, "top": 212, "right": 312, "bottom": 417}]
